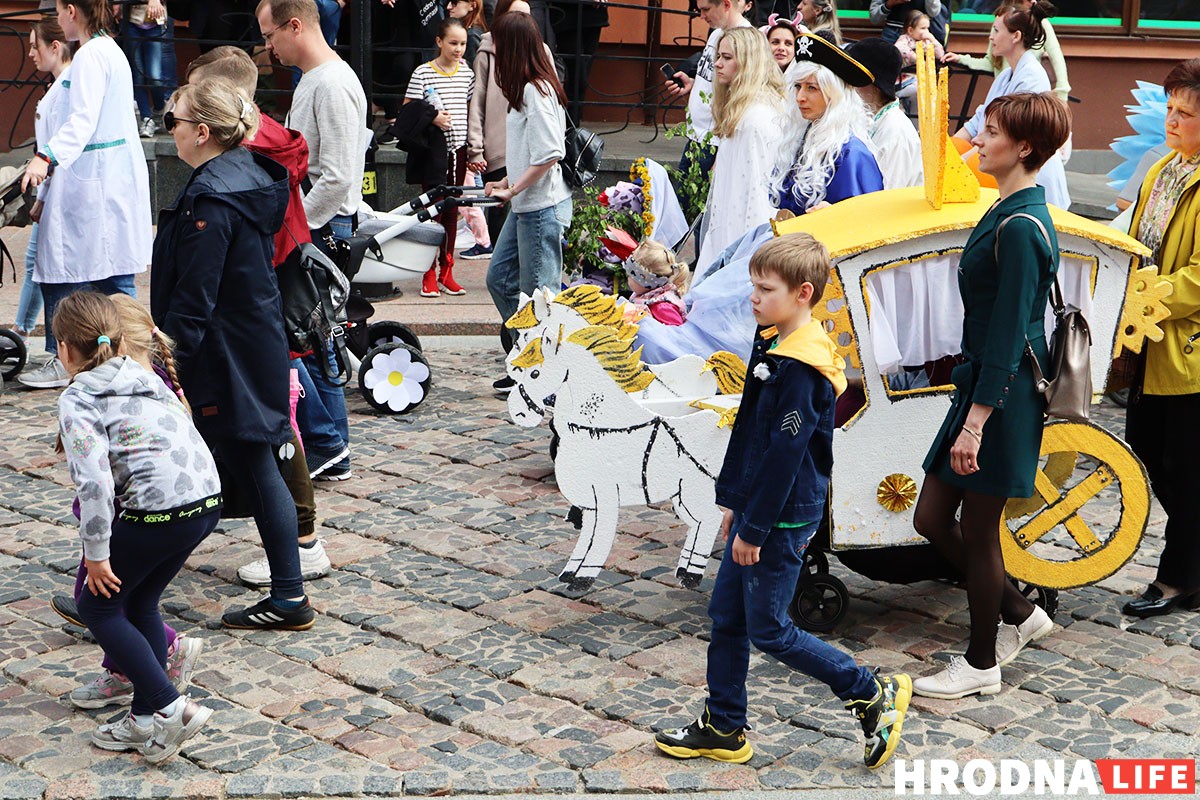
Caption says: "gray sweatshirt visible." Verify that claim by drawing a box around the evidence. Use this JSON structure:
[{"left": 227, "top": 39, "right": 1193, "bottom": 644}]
[
  {"left": 288, "top": 58, "right": 368, "bottom": 229},
  {"left": 58, "top": 357, "right": 221, "bottom": 561},
  {"left": 506, "top": 82, "right": 571, "bottom": 215}
]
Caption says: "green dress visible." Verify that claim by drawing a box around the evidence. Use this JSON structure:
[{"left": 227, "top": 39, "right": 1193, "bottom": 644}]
[{"left": 922, "top": 186, "right": 1057, "bottom": 498}]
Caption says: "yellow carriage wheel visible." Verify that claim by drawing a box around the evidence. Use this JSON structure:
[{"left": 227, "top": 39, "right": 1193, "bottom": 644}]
[{"left": 1001, "top": 420, "right": 1149, "bottom": 590}]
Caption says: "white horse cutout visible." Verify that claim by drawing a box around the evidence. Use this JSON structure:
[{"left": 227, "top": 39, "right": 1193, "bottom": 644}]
[{"left": 507, "top": 321, "right": 739, "bottom": 589}]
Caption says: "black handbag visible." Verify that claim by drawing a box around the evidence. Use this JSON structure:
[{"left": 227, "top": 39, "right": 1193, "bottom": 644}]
[
  {"left": 276, "top": 240, "right": 352, "bottom": 385},
  {"left": 562, "top": 116, "right": 604, "bottom": 189}
]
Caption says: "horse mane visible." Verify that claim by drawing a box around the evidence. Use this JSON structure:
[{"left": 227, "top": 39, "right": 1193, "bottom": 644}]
[
  {"left": 566, "top": 326, "right": 656, "bottom": 393},
  {"left": 507, "top": 285, "right": 639, "bottom": 340}
]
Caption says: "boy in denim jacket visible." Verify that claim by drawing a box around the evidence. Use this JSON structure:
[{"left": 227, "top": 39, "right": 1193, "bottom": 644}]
[{"left": 654, "top": 233, "right": 911, "bottom": 770}]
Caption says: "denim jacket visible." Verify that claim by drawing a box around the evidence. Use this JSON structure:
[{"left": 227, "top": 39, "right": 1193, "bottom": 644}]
[{"left": 715, "top": 321, "right": 846, "bottom": 546}]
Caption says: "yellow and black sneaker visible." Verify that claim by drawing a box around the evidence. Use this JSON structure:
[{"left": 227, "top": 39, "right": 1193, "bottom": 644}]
[
  {"left": 653, "top": 707, "right": 753, "bottom": 764},
  {"left": 847, "top": 672, "right": 912, "bottom": 770}
]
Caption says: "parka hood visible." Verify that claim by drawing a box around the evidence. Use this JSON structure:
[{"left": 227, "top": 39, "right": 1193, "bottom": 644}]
[
  {"left": 184, "top": 147, "right": 290, "bottom": 236},
  {"left": 68, "top": 356, "right": 162, "bottom": 400},
  {"left": 245, "top": 115, "right": 310, "bottom": 191},
  {"left": 478, "top": 32, "right": 494, "bottom": 54}
]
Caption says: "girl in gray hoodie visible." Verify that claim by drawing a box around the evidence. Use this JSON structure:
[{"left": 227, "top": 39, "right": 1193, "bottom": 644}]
[{"left": 55, "top": 291, "right": 221, "bottom": 764}]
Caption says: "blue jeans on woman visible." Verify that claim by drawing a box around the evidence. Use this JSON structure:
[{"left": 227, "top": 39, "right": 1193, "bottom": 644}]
[
  {"left": 40, "top": 274, "right": 137, "bottom": 355},
  {"left": 704, "top": 513, "right": 877, "bottom": 733},
  {"left": 123, "top": 18, "right": 178, "bottom": 120},
  {"left": 485, "top": 197, "right": 572, "bottom": 324},
  {"left": 16, "top": 222, "right": 43, "bottom": 334}
]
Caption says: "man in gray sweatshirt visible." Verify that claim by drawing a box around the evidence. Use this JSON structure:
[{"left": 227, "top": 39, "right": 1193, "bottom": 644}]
[{"left": 256, "top": 0, "right": 365, "bottom": 489}]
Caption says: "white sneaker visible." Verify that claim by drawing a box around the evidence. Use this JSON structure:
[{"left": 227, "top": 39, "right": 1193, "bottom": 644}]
[
  {"left": 91, "top": 713, "right": 153, "bottom": 752},
  {"left": 139, "top": 116, "right": 159, "bottom": 138},
  {"left": 995, "top": 605, "right": 1054, "bottom": 667},
  {"left": 167, "top": 635, "right": 203, "bottom": 693},
  {"left": 912, "top": 656, "right": 1001, "bottom": 700},
  {"left": 17, "top": 357, "right": 69, "bottom": 389},
  {"left": 142, "top": 696, "right": 212, "bottom": 764},
  {"left": 237, "top": 538, "right": 331, "bottom": 587}
]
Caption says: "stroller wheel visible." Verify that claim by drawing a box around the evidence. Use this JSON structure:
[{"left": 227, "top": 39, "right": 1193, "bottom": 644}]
[
  {"left": 358, "top": 342, "right": 432, "bottom": 414},
  {"left": 803, "top": 547, "right": 829, "bottom": 576},
  {"left": 367, "top": 321, "right": 422, "bottom": 354},
  {"left": 0, "top": 329, "right": 27, "bottom": 382},
  {"left": 1011, "top": 579, "right": 1059, "bottom": 621},
  {"left": 790, "top": 572, "right": 849, "bottom": 633}
]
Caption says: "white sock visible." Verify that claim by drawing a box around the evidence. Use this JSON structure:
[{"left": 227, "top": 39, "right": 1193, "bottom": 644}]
[
  {"left": 157, "top": 696, "right": 185, "bottom": 718},
  {"left": 132, "top": 712, "right": 154, "bottom": 727}
]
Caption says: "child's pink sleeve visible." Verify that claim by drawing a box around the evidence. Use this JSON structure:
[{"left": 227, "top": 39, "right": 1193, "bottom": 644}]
[{"left": 649, "top": 303, "right": 686, "bottom": 326}]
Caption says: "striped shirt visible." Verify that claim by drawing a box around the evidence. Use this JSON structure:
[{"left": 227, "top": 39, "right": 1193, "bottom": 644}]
[{"left": 405, "top": 60, "right": 475, "bottom": 152}]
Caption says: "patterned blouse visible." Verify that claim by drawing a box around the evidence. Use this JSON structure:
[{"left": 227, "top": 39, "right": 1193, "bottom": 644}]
[{"left": 1137, "top": 151, "right": 1200, "bottom": 265}]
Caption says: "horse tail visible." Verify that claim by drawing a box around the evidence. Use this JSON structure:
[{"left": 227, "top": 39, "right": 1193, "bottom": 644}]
[{"left": 704, "top": 351, "right": 747, "bottom": 395}]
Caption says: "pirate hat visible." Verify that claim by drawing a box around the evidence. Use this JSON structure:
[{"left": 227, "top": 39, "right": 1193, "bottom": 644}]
[{"left": 793, "top": 32, "right": 874, "bottom": 88}]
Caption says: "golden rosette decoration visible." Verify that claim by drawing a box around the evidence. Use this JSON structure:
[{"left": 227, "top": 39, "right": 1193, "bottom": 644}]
[
  {"left": 877, "top": 473, "right": 918, "bottom": 513},
  {"left": 630, "top": 158, "right": 655, "bottom": 237}
]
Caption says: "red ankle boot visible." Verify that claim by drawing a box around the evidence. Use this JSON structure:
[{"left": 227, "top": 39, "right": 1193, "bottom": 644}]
[
  {"left": 420, "top": 267, "right": 440, "bottom": 298},
  {"left": 438, "top": 259, "right": 466, "bottom": 296}
]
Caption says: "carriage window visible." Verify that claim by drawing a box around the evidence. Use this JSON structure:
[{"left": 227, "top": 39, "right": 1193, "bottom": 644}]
[{"left": 863, "top": 253, "right": 965, "bottom": 399}]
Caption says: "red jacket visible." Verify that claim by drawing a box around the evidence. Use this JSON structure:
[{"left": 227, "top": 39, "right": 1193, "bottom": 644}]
[{"left": 244, "top": 111, "right": 311, "bottom": 267}]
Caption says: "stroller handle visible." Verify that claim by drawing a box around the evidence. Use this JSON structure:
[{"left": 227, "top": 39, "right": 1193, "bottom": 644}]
[{"left": 390, "top": 184, "right": 488, "bottom": 217}]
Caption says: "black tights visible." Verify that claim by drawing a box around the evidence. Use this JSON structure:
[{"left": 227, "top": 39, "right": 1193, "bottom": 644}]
[{"left": 912, "top": 472, "right": 1036, "bottom": 670}]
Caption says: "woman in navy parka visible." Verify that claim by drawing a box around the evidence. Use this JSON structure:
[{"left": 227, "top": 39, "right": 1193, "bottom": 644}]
[{"left": 150, "top": 78, "right": 313, "bottom": 632}]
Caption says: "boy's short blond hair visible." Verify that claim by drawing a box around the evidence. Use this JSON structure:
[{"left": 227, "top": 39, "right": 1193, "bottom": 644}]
[
  {"left": 749, "top": 233, "right": 830, "bottom": 306},
  {"left": 186, "top": 46, "right": 259, "bottom": 97}
]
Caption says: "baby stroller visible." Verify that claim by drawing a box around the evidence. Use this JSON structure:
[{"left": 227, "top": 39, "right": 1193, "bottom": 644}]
[
  {"left": 0, "top": 170, "right": 31, "bottom": 387},
  {"left": 330, "top": 185, "right": 500, "bottom": 414}
]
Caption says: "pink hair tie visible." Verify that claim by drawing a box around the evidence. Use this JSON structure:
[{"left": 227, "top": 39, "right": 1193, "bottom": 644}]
[{"left": 151, "top": 326, "right": 160, "bottom": 336}]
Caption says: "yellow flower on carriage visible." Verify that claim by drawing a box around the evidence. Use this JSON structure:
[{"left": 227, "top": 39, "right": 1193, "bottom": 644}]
[{"left": 630, "top": 158, "right": 655, "bottom": 237}]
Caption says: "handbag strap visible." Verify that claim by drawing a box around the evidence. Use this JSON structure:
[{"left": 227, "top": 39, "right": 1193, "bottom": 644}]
[{"left": 994, "top": 212, "right": 1058, "bottom": 389}]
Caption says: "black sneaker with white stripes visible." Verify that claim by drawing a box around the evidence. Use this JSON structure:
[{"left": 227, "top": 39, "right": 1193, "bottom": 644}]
[{"left": 221, "top": 596, "right": 315, "bottom": 631}]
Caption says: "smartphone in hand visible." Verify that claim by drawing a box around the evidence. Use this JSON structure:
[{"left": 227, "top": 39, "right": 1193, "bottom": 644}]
[{"left": 660, "top": 62, "right": 684, "bottom": 87}]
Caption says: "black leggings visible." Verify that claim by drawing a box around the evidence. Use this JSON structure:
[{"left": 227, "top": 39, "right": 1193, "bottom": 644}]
[
  {"left": 912, "top": 472, "right": 1036, "bottom": 669},
  {"left": 77, "top": 512, "right": 218, "bottom": 715}
]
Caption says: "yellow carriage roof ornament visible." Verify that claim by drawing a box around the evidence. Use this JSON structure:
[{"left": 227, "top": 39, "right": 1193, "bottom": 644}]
[{"left": 917, "top": 41, "right": 980, "bottom": 209}]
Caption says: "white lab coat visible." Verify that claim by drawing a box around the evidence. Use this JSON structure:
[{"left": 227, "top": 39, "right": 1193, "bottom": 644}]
[
  {"left": 961, "top": 49, "right": 1071, "bottom": 210},
  {"left": 697, "top": 100, "right": 787, "bottom": 274},
  {"left": 36, "top": 35, "right": 151, "bottom": 284},
  {"left": 33, "top": 65, "right": 71, "bottom": 204}
]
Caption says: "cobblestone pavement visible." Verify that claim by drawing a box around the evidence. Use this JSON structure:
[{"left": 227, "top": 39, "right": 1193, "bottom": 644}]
[{"left": 0, "top": 337, "right": 1197, "bottom": 799}]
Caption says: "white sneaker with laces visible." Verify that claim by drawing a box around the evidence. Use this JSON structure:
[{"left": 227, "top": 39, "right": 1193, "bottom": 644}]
[
  {"left": 17, "top": 357, "right": 69, "bottom": 389},
  {"left": 70, "top": 671, "right": 134, "bottom": 709},
  {"left": 912, "top": 656, "right": 1001, "bottom": 700},
  {"left": 92, "top": 713, "right": 153, "bottom": 751},
  {"left": 142, "top": 696, "right": 212, "bottom": 764},
  {"left": 995, "top": 605, "right": 1053, "bottom": 667},
  {"left": 167, "top": 635, "right": 204, "bottom": 692},
  {"left": 139, "top": 116, "right": 159, "bottom": 138},
  {"left": 237, "top": 538, "right": 331, "bottom": 587}
]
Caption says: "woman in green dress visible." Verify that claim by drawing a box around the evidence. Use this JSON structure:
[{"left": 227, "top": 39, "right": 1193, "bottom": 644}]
[{"left": 911, "top": 93, "right": 1071, "bottom": 700}]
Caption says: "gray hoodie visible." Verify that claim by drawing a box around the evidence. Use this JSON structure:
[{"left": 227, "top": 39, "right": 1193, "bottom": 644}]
[{"left": 58, "top": 357, "right": 221, "bottom": 561}]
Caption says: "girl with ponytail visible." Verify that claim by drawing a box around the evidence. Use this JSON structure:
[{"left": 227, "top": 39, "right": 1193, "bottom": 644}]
[
  {"left": 53, "top": 291, "right": 222, "bottom": 762},
  {"left": 18, "top": 0, "right": 152, "bottom": 391}
]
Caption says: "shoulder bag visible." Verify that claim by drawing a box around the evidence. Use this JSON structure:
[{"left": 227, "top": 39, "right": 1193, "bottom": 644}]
[
  {"left": 995, "top": 212, "right": 1092, "bottom": 421},
  {"left": 562, "top": 114, "right": 604, "bottom": 189},
  {"left": 276, "top": 233, "right": 352, "bottom": 386}
]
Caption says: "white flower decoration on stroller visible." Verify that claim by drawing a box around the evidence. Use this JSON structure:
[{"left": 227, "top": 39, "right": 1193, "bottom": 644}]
[{"left": 362, "top": 347, "right": 430, "bottom": 412}]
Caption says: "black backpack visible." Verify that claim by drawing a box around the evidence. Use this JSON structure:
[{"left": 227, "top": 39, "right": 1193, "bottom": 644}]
[{"left": 562, "top": 117, "right": 604, "bottom": 189}]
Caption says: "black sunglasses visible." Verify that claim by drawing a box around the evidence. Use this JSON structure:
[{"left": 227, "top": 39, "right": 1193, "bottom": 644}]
[{"left": 163, "top": 110, "right": 200, "bottom": 133}]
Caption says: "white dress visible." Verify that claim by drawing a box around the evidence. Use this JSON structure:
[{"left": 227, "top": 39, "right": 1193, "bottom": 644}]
[
  {"left": 37, "top": 35, "right": 151, "bottom": 284},
  {"left": 697, "top": 100, "right": 786, "bottom": 274},
  {"left": 870, "top": 101, "right": 923, "bottom": 190},
  {"left": 962, "top": 49, "right": 1070, "bottom": 210}
]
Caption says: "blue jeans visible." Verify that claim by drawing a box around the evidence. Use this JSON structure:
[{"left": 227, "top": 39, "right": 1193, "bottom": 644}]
[
  {"left": 40, "top": 274, "right": 137, "bottom": 355},
  {"left": 76, "top": 511, "right": 217, "bottom": 715},
  {"left": 17, "top": 223, "right": 43, "bottom": 333},
  {"left": 485, "top": 197, "right": 572, "bottom": 324},
  {"left": 122, "top": 19, "right": 178, "bottom": 119},
  {"left": 704, "top": 513, "right": 877, "bottom": 732},
  {"left": 295, "top": 216, "right": 353, "bottom": 460}
]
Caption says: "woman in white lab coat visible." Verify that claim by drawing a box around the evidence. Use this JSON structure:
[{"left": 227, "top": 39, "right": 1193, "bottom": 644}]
[{"left": 20, "top": 0, "right": 152, "bottom": 389}]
